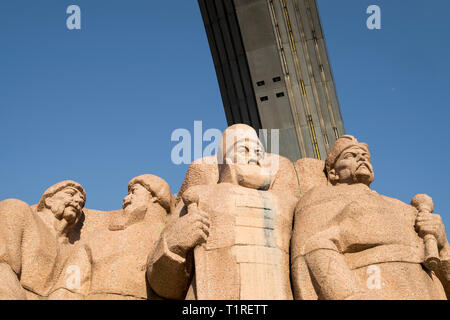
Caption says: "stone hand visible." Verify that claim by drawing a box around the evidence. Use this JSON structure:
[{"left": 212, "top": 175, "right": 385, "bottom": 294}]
[
  {"left": 165, "top": 204, "right": 210, "bottom": 257},
  {"left": 416, "top": 213, "right": 449, "bottom": 251}
]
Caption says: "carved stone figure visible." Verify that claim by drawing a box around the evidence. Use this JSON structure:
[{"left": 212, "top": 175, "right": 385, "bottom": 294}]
[
  {"left": 291, "top": 135, "right": 450, "bottom": 300},
  {"left": 148, "top": 124, "right": 298, "bottom": 299},
  {"left": 0, "top": 181, "right": 86, "bottom": 299},
  {"left": 50, "top": 174, "right": 174, "bottom": 300},
  {"left": 1, "top": 130, "right": 448, "bottom": 301}
]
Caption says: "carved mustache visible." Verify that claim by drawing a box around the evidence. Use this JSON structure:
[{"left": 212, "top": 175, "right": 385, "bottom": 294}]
[
  {"left": 65, "top": 203, "right": 82, "bottom": 212},
  {"left": 356, "top": 161, "right": 373, "bottom": 173},
  {"left": 123, "top": 201, "right": 131, "bottom": 209}
]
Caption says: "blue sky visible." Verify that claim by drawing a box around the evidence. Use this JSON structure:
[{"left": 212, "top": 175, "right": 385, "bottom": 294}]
[{"left": 1, "top": 1, "right": 449, "bottom": 227}]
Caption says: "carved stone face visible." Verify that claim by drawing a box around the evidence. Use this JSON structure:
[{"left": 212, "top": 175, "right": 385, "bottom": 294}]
[
  {"left": 122, "top": 183, "right": 152, "bottom": 216},
  {"left": 45, "top": 187, "right": 85, "bottom": 225},
  {"left": 225, "top": 138, "right": 273, "bottom": 190},
  {"left": 226, "top": 138, "right": 264, "bottom": 165},
  {"left": 331, "top": 146, "right": 374, "bottom": 186}
]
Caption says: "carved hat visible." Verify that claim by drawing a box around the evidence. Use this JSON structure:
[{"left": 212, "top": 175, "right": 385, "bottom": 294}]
[
  {"left": 128, "top": 174, "right": 174, "bottom": 214},
  {"left": 216, "top": 124, "right": 264, "bottom": 164},
  {"left": 325, "top": 135, "right": 370, "bottom": 173},
  {"left": 37, "top": 180, "right": 86, "bottom": 211}
]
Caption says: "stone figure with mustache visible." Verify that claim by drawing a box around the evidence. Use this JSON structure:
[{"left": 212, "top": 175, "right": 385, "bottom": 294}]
[
  {"left": 49, "top": 174, "right": 174, "bottom": 300},
  {"left": 0, "top": 181, "right": 86, "bottom": 299},
  {"left": 291, "top": 135, "right": 450, "bottom": 300}
]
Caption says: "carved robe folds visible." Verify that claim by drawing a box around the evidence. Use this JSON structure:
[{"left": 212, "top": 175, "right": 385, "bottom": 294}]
[
  {"left": 292, "top": 184, "right": 448, "bottom": 300},
  {"left": 150, "top": 183, "right": 296, "bottom": 300}
]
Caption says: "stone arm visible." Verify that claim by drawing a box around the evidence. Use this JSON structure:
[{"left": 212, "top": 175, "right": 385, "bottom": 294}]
[
  {"left": 299, "top": 226, "right": 377, "bottom": 300},
  {"left": 0, "top": 262, "right": 27, "bottom": 299},
  {"left": 147, "top": 188, "right": 209, "bottom": 300},
  {"left": 0, "top": 200, "right": 29, "bottom": 274},
  {"left": 291, "top": 254, "right": 317, "bottom": 300},
  {"left": 146, "top": 231, "right": 193, "bottom": 300},
  {"left": 414, "top": 208, "right": 450, "bottom": 298},
  {"left": 435, "top": 246, "right": 450, "bottom": 299},
  {"left": 0, "top": 199, "right": 30, "bottom": 299}
]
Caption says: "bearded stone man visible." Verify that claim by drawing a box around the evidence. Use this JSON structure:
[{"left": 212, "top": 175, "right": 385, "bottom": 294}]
[
  {"left": 0, "top": 181, "right": 86, "bottom": 299},
  {"left": 148, "top": 124, "right": 298, "bottom": 300},
  {"left": 51, "top": 174, "right": 174, "bottom": 300},
  {"left": 291, "top": 135, "right": 450, "bottom": 300}
]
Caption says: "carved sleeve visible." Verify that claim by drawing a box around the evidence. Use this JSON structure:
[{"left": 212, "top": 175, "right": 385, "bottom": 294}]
[
  {"left": 301, "top": 226, "right": 370, "bottom": 300},
  {"left": 435, "top": 248, "right": 450, "bottom": 299},
  {"left": 146, "top": 232, "right": 193, "bottom": 300},
  {"left": 0, "top": 199, "right": 31, "bottom": 275}
]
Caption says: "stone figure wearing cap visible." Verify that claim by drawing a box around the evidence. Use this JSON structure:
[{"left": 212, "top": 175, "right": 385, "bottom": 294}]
[
  {"left": 51, "top": 174, "right": 174, "bottom": 300},
  {"left": 148, "top": 124, "right": 298, "bottom": 299},
  {"left": 0, "top": 180, "right": 86, "bottom": 299},
  {"left": 291, "top": 135, "right": 450, "bottom": 300},
  {"left": 36, "top": 180, "right": 86, "bottom": 241}
]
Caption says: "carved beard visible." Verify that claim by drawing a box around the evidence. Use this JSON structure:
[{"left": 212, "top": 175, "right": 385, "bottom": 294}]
[
  {"left": 63, "top": 206, "right": 79, "bottom": 225},
  {"left": 233, "top": 164, "right": 273, "bottom": 190},
  {"left": 110, "top": 202, "right": 148, "bottom": 231},
  {"left": 123, "top": 203, "right": 148, "bottom": 220},
  {"left": 123, "top": 202, "right": 148, "bottom": 219}
]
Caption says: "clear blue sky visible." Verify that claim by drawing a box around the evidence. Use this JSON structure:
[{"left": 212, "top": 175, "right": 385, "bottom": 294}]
[{"left": 1, "top": 1, "right": 449, "bottom": 227}]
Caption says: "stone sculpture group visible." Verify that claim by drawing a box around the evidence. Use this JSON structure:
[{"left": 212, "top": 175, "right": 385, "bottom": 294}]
[{"left": 0, "top": 124, "right": 449, "bottom": 300}]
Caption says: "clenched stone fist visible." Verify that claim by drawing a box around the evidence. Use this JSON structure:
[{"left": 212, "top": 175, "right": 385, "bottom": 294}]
[
  {"left": 415, "top": 212, "right": 449, "bottom": 252},
  {"left": 165, "top": 203, "right": 210, "bottom": 258}
]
